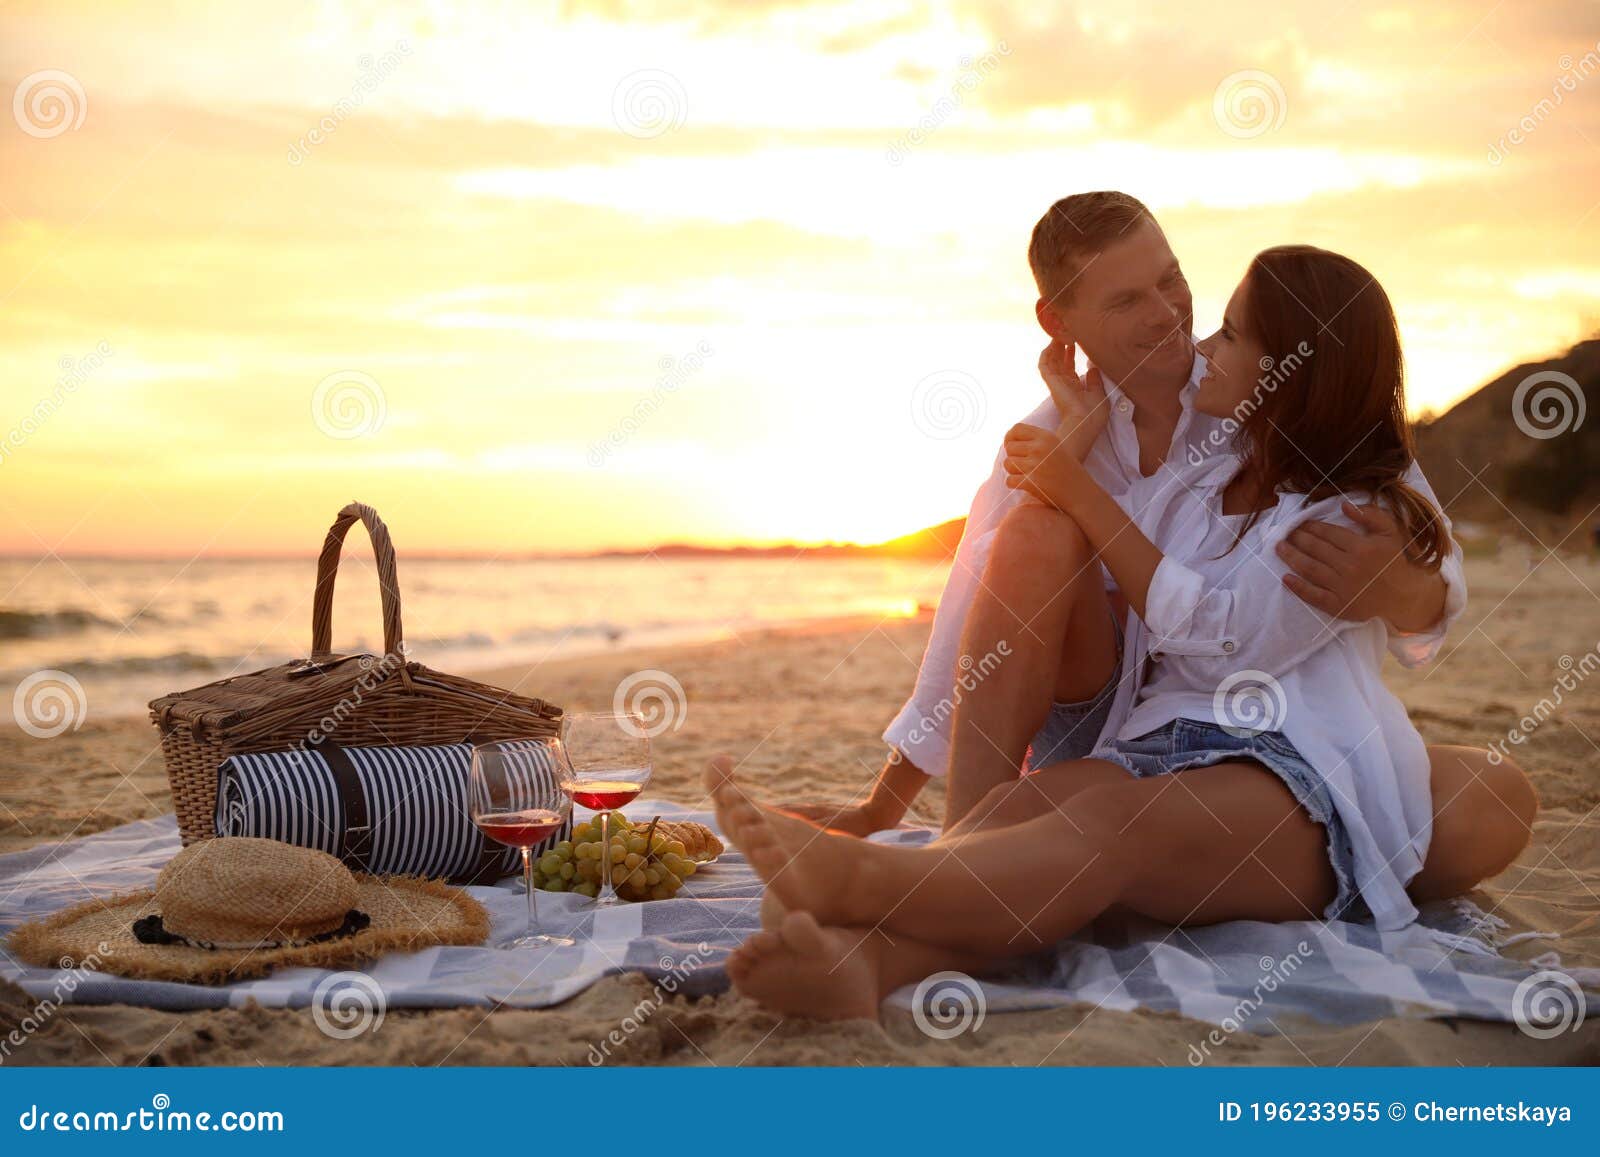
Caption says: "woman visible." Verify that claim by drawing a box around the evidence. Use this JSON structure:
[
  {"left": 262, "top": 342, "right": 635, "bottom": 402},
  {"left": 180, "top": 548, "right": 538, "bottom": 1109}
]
[{"left": 705, "top": 246, "right": 1537, "bottom": 1021}]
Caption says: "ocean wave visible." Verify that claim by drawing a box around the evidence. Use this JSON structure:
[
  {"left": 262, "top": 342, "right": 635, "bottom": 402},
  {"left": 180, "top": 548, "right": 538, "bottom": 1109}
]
[{"left": 0, "top": 607, "right": 119, "bottom": 639}]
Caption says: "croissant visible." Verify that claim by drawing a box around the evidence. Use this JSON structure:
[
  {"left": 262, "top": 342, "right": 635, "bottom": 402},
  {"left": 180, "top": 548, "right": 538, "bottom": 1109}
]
[{"left": 648, "top": 820, "right": 724, "bottom": 863}]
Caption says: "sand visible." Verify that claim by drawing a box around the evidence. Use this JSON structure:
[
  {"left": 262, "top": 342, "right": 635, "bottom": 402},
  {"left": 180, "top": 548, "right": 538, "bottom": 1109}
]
[{"left": 2, "top": 554, "right": 1598, "bottom": 1066}]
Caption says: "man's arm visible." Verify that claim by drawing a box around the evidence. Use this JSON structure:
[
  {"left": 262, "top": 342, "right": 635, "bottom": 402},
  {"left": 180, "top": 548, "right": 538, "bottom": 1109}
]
[
  {"left": 1277, "top": 501, "right": 1447, "bottom": 632},
  {"left": 778, "top": 749, "right": 932, "bottom": 836}
]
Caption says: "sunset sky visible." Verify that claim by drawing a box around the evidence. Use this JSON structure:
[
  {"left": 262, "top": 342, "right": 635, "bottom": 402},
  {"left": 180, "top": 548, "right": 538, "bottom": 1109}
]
[{"left": 2, "top": 0, "right": 1598, "bottom": 555}]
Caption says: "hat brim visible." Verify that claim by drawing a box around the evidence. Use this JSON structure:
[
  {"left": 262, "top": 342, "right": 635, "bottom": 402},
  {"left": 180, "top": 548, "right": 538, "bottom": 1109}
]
[{"left": 8, "top": 874, "right": 490, "bottom": 985}]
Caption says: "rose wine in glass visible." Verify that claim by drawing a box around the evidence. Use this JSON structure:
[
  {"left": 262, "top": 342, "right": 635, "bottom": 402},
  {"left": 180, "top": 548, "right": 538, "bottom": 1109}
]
[
  {"left": 558, "top": 712, "right": 652, "bottom": 907},
  {"left": 470, "top": 739, "right": 576, "bottom": 948}
]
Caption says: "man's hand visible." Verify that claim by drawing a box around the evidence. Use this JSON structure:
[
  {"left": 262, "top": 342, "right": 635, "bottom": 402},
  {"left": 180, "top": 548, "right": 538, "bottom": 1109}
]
[
  {"left": 774, "top": 800, "right": 895, "bottom": 837},
  {"left": 1038, "top": 337, "right": 1111, "bottom": 461},
  {"left": 1278, "top": 501, "right": 1447, "bottom": 632}
]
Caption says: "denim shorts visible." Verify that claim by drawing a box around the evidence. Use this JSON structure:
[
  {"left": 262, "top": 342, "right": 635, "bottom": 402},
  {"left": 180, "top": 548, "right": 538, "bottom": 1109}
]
[
  {"left": 1023, "top": 611, "right": 1123, "bottom": 775},
  {"left": 1093, "top": 718, "right": 1366, "bottom": 922}
]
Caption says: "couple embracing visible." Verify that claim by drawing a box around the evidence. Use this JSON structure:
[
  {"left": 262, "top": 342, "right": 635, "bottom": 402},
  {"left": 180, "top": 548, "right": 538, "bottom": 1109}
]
[{"left": 706, "top": 191, "right": 1537, "bottom": 1021}]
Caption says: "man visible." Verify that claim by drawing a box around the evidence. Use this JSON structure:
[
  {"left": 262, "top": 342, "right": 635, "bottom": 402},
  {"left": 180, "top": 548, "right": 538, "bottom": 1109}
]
[{"left": 783, "top": 191, "right": 1534, "bottom": 897}]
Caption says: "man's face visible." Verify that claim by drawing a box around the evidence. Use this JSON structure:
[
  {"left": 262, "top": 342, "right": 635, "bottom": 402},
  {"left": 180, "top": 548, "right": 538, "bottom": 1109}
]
[{"left": 1043, "top": 219, "right": 1194, "bottom": 390}]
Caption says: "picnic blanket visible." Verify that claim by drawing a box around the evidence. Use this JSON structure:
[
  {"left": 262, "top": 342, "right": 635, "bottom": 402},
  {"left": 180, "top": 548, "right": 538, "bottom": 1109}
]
[{"left": 3, "top": 808, "right": 1595, "bottom": 1031}]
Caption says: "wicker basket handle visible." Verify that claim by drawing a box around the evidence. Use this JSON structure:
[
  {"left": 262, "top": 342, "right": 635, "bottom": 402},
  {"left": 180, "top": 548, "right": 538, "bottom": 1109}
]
[{"left": 310, "top": 502, "right": 405, "bottom": 659}]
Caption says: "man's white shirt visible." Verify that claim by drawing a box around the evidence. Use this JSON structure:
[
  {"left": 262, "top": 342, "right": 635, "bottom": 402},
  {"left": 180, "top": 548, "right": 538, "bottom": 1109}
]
[{"left": 881, "top": 353, "right": 1466, "bottom": 781}]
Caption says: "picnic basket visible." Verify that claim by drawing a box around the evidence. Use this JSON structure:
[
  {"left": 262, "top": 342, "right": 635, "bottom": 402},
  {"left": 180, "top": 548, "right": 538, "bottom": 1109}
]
[{"left": 150, "top": 501, "right": 564, "bottom": 846}]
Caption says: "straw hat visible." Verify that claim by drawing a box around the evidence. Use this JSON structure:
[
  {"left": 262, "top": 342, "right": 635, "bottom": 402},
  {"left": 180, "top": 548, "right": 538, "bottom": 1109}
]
[{"left": 8, "top": 837, "right": 490, "bottom": 984}]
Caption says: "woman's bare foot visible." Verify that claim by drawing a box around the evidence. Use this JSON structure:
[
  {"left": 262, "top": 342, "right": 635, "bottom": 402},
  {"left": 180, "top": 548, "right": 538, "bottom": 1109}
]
[
  {"left": 727, "top": 910, "right": 883, "bottom": 1021},
  {"left": 704, "top": 755, "right": 879, "bottom": 926}
]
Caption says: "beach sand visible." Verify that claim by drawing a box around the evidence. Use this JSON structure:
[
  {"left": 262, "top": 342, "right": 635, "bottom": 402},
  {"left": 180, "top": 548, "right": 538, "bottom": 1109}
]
[{"left": 2, "top": 554, "right": 1598, "bottom": 1066}]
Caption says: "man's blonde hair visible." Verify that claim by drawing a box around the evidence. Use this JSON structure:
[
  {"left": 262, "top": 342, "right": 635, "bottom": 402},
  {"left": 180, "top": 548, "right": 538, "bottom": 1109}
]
[{"left": 1028, "top": 191, "right": 1154, "bottom": 304}]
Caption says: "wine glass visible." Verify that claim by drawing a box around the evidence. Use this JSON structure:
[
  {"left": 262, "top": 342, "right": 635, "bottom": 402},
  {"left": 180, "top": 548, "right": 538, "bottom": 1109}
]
[
  {"left": 558, "top": 711, "right": 653, "bottom": 907},
  {"left": 469, "top": 738, "right": 576, "bottom": 948}
]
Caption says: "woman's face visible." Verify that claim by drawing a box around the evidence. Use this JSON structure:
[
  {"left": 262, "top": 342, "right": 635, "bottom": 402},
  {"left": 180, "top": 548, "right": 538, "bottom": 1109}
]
[{"left": 1194, "top": 274, "right": 1271, "bottom": 420}]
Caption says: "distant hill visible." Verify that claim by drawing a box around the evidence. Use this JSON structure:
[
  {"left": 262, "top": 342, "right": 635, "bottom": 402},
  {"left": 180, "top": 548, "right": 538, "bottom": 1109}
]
[
  {"left": 1414, "top": 338, "right": 1600, "bottom": 535},
  {"left": 583, "top": 517, "right": 969, "bottom": 561}
]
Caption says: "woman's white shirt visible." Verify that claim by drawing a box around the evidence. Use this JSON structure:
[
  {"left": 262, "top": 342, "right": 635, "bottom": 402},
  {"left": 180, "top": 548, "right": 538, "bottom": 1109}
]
[{"left": 1091, "top": 452, "right": 1468, "bottom": 930}]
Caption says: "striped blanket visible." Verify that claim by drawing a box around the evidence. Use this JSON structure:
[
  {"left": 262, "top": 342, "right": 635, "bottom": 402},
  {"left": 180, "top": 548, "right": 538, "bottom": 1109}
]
[{"left": 2, "top": 806, "right": 1594, "bottom": 1033}]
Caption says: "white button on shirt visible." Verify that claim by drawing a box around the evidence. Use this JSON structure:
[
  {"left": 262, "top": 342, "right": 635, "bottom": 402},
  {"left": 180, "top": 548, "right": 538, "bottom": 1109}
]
[{"left": 882, "top": 351, "right": 1466, "bottom": 808}]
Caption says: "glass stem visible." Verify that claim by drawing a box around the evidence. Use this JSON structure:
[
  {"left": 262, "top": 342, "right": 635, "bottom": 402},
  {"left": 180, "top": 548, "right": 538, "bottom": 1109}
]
[
  {"left": 522, "top": 846, "right": 537, "bottom": 933},
  {"left": 598, "top": 812, "right": 614, "bottom": 903}
]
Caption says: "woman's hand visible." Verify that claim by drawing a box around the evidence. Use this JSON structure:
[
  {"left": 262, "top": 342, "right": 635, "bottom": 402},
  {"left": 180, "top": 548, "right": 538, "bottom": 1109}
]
[
  {"left": 1038, "top": 337, "right": 1111, "bottom": 461},
  {"left": 1003, "top": 422, "right": 1091, "bottom": 511}
]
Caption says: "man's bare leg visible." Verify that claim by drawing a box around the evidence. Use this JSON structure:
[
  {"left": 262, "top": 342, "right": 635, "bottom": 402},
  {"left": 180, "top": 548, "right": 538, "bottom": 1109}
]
[{"left": 940, "top": 503, "right": 1117, "bottom": 829}]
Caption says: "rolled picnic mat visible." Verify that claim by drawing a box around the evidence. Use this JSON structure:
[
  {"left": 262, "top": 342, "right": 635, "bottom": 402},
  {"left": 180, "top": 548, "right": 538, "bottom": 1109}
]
[{"left": 213, "top": 740, "right": 571, "bottom": 884}]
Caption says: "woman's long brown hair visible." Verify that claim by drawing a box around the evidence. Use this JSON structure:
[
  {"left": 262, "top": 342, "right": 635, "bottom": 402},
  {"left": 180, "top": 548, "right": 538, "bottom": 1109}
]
[{"left": 1231, "top": 245, "right": 1449, "bottom": 569}]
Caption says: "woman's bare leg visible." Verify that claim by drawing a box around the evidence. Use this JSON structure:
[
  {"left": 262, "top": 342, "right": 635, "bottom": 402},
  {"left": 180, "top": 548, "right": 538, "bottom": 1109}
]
[
  {"left": 707, "top": 754, "right": 1334, "bottom": 956},
  {"left": 1412, "top": 747, "right": 1537, "bottom": 901}
]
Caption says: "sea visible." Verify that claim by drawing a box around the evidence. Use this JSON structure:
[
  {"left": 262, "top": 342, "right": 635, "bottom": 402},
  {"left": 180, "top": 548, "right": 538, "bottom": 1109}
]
[{"left": 0, "top": 554, "right": 951, "bottom": 726}]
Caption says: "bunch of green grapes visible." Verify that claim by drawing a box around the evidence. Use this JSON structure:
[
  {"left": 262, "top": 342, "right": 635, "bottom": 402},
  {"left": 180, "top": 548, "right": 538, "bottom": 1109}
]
[{"left": 528, "top": 812, "right": 699, "bottom": 901}]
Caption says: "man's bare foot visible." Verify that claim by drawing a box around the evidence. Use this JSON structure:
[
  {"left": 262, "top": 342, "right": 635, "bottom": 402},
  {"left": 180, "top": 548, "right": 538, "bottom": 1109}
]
[
  {"left": 704, "top": 755, "right": 876, "bottom": 926},
  {"left": 727, "top": 910, "right": 883, "bottom": 1022}
]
